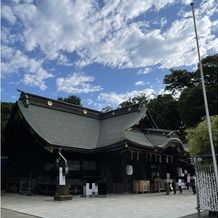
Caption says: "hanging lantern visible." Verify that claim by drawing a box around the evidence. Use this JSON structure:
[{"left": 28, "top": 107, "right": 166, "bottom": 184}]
[{"left": 126, "top": 165, "right": 133, "bottom": 175}]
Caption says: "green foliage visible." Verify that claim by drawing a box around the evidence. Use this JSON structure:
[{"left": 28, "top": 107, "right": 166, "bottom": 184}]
[
  {"left": 179, "top": 86, "right": 205, "bottom": 127},
  {"left": 164, "top": 54, "right": 218, "bottom": 128},
  {"left": 195, "top": 53, "right": 218, "bottom": 85},
  {"left": 101, "top": 106, "right": 113, "bottom": 112},
  {"left": 148, "top": 94, "right": 181, "bottom": 130},
  {"left": 1, "top": 102, "right": 15, "bottom": 131},
  {"left": 186, "top": 115, "right": 218, "bottom": 156},
  {"left": 163, "top": 69, "right": 196, "bottom": 93},
  {"left": 57, "top": 95, "right": 82, "bottom": 106},
  {"left": 118, "top": 100, "right": 133, "bottom": 108},
  {"left": 104, "top": 54, "right": 217, "bottom": 131},
  {"left": 118, "top": 93, "right": 148, "bottom": 108},
  {"left": 179, "top": 85, "right": 218, "bottom": 127},
  {"left": 164, "top": 54, "right": 218, "bottom": 93}
]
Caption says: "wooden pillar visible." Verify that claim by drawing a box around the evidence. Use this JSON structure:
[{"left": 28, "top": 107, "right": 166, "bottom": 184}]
[
  {"left": 138, "top": 154, "right": 146, "bottom": 179},
  {"left": 120, "top": 152, "right": 129, "bottom": 193}
]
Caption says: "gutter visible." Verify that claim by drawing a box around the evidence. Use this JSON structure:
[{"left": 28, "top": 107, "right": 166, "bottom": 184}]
[{"left": 58, "top": 148, "right": 68, "bottom": 175}]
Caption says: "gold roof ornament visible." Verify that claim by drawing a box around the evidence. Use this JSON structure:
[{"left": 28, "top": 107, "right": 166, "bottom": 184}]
[
  {"left": 47, "top": 101, "right": 53, "bottom": 106},
  {"left": 44, "top": 146, "right": 53, "bottom": 153}
]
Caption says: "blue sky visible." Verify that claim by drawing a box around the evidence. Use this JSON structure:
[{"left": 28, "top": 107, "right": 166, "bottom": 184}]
[{"left": 1, "top": 0, "right": 218, "bottom": 110}]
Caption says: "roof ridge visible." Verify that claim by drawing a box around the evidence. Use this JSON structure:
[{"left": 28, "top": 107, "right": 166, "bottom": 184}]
[
  {"left": 18, "top": 90, "right": 148, "bottom": 119},
  {"left": 18, "top": 89, "right": 97, "bottom": 111}
]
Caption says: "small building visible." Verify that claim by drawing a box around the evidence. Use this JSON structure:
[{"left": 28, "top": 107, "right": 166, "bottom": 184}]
[{"left": 2, "top": 90, "right": 193, "bottom": 195}]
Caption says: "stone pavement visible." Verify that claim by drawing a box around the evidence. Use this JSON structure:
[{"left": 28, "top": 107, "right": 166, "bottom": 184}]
[
  {"left": 1, "top": 208, "right": 39, "bottom": 218},
  {"left": 1, "top": 189, "right": 209, "bottom": 218}
]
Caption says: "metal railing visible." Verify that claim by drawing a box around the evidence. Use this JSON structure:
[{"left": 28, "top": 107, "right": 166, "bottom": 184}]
[
  {"left": 19, "top": 177, "right": 30, "bottom": 194},
  {"left": 19, "top": 176, "right": 52, "bottom": 195}
]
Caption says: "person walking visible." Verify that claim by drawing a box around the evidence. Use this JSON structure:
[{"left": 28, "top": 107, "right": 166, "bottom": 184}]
[
  {"left": 178, "top": 178, "right": 183, "bottom": 194},
  {"left": 172, "top": 178, "right": 177, "bottom": 194},
  {"left": 190, "top": 176, "right": 196, "bottom": 195}
]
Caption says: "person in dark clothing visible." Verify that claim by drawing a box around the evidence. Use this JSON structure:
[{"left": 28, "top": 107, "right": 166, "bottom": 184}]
[
  {"left": 172, "top": 178, "right": 176, "bottom": 194},
  {"left": 190, "top": 176, "right": 196, "bottom": 195}
]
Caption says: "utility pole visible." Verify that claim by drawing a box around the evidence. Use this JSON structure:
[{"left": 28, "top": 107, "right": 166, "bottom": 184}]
[{"left": 190, "top": 2, "right": 218, "bottom": 188}]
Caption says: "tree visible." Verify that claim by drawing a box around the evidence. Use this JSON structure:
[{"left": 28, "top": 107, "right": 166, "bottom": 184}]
[
  {"left": 57, "top": 95, "right": 82, "bottom": 106},
  {"left": 179, "top": 85, "right": 217, "bottom": 128},
  {"left": 1, "top": 102, "right": 15, "bottom": 142},
  {"left": 1, "top": 102, "right": 15, "bottom": 131},
  {"left": 195, "top": 53, "right": 218, "bottom": 85},
  {"left": 117, "top": 93, "right": 182, "bottom": 131},
  {"left": 164, "top": 54, "right": 218, "bottom": 93},
  {"left": 186, "top": 115, "right": 218, "bottom": 156},
  {"left": 118, "top": 93, "right": 148, "bottom": 108},
  {"left": 147, "top": 94, "right": 181, "bottom": 130},
  {"left": 118, "top": 100, "right": 134, "bottom": 108},
  {"left": 164, "top": 54, "right": 218, "bottom": 128},
  {"left": 163, "top": 69, "right": 197, "bottom": 93},
  {"left": 101, "top": 106, "right": 113, "bottom": 112}
]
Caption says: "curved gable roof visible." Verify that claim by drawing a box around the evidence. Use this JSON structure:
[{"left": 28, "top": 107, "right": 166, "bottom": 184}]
[
  {"left": 18, "top": 100, "right": 100, "bottom": 150},
  {"left": 97, "top": 106, "right": 147, "bottom": 148},
  {"left": 17, "top": 91, "right": 148, "bottom": 151},
  {"left": 15, "top": 91, "right": 186, "bottom": 155}
]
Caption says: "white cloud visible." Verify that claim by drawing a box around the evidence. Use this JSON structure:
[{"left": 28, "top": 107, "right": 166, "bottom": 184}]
[
  {"left": 97, "top": 92, "right": 130, "bottom": 106},
  {"left": 57, "top": 54, "right": 74, "bottom": 66},
  {"left": 181, "top": 0, "right": 192, "bottom": 5},
  {"left": 1, "top": 45, "right": 53, "bottom": 89},
  {"left": 86, "top": 98, "right": 106, "bottom": 111},
  {"left": 160, "top": 17, "right": 167, "bottom": 27},
  {"left": 13, "top": 2, "right": 37, "bottom": 24},
  {"left": 158, "top": 88, "right": 181, "bottom": 99},
  {"left": 137, "top": 67, "right": 152, "bottom": 75},
  {"left": 56, "top": 72, "right": 103, "bottom": 94},
  {"left": 200, "top": 0, "right": 218, "bottom": 17},
  {"left": 3, "top": 0, "right": 216, "bottom": 71},
  {"left": 135, "top": 81, "right": 145, "bottom": 86},
  {"left": 1, "top": 27, "right": 18, "bottom": 45},
  {"left": 1, "top": 5, "right": 16, "bottom": 25},
  {"left": 1, "top": 0, "right": 218, "bottom": 94},
  {"left": 23, "top": 69, "right": 54, "bottom": 90},
  {"left": 97, "top": 89, "right": 155, "bottom": 107},
  {"left": 154, "top": 0, "right": 175, "bottom": 11},
  {"left": 1, "top": 46, "right": 29, "bottom": 75}
]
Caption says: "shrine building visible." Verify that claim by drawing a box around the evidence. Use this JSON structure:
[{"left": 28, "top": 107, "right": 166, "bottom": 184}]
[{"left": 2, "top": 90, "right": 193, "bottom": 195}]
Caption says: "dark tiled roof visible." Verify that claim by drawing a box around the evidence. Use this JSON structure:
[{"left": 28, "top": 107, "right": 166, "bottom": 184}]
[
  {"left": 18, "top": 101, "right": 99, "bottom": 150},
  {"left": 16, "top": 91, "right": 185, "bottom": 153},
  {"left": 124, "top": 130, "right": 153, "bottom": 148},
  {"left": 96, "top": 106, "right": 148, "bottom": 148}
]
